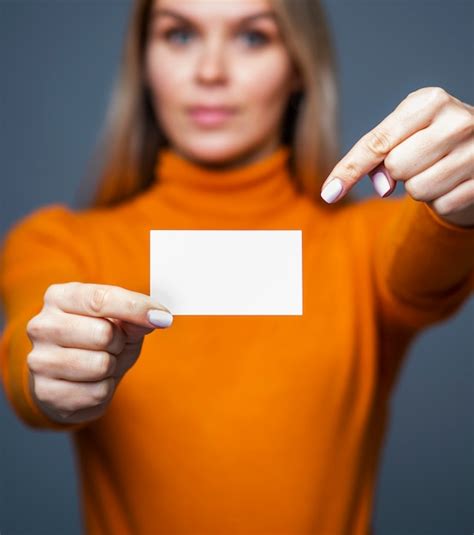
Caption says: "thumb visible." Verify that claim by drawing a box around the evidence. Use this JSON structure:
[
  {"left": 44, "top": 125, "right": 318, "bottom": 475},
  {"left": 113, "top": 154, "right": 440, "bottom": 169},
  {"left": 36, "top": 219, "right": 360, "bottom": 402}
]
[
  {"left": 108, "top": 308, "right": 173, "bottom": 343},
  {"left": 368, "top": 163, "right": 396, "bottom": 198},
  {"left": 107, "top": 318, "right": 154, "bottom": 344}
]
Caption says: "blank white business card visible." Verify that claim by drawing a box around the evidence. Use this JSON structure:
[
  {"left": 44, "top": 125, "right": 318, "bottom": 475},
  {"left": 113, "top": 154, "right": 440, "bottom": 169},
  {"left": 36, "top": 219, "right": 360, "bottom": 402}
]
[{"left": 150, "top": 230, "right": 302, "bottom": 315}]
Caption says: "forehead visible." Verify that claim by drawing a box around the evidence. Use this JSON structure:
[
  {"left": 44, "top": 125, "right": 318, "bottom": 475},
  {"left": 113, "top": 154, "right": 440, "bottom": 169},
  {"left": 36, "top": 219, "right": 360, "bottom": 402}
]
[{"left": 152, "top": 0, "right": 274, "bottom": 20}]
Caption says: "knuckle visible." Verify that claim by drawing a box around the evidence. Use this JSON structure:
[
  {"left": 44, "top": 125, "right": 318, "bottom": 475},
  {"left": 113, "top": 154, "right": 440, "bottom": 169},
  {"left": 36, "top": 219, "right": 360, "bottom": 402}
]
[
  {"left": 26, "top": 315, "right": 43, "bottom": 339},
  {"left": 66, "top": 281, "right": 83, "bottom": 294},
  {"left": 44, "top": 284, "right": 61, "bottom": 305},
  {"left": 27, "top": 313, "right": 62, "bottom": 343},
  {"left": 126, "top": 297, "right": 141, "bottom": 316},
  {"left": 452, "top": 108, "right": 474, "bottom": 137},
  {"left": 27, "top": 350, "right": 47, "bottom": 374},
  {"left": 366, "top": 129, "right": 392, "bottom": 157},
  {"left": 67, "top": 393, "right": 91, "bottom": 413},
  {"left": 426, "top": 86, "right": 450, "bottom": 109},
  {"left": 404, "top": 179, "right": 424, "bottom": 201},
  {"left": 33, "top": 377, "right": 54, "bottom": 405},
  {"left": 339, "top": 160, "right": 360, "bottom": 182},
  {"left": 93, "top": 352, "right": 115, "bottom": 379},
  {"left": 93, "top": 321, "right": 114, "bottom": 348},
  {"left": 26, "top": 351, "right": 39, "bottom": 373},
  {"left": 42, "top": 314, "right": 63, "bottom": 342},
  {"left": 87, "top": 286, "right": 108, "bottom": 315},
  {"left": 91, "top": 378, "right": 115, "bottom": 406},
  {"left": 63, "top": 397, "right": 84, "bottom": 414},
  {"left": 382, "top": 157, "right": 398, "bottom": 180},
  {"left": 431, "top": 198, "right": 450, "bottom": 216},
  {"left": 408, "top": 87, "right": 450, "bottom": 111},
  {"left": 429, "top": 86, "right": 449, "bottom": 102}
]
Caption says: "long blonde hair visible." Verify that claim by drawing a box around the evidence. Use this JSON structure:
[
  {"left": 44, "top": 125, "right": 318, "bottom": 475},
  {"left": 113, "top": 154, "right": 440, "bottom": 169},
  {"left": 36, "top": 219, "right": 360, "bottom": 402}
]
[{"left": 77, "top": 0, "right": 350, "bottom": 209}]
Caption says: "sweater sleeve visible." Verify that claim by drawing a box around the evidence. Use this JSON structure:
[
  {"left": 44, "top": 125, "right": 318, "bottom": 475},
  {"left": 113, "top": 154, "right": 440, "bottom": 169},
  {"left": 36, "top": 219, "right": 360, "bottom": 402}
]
[
  {"left": 365, "top": 194, "right": 474, "bottom": 332},
  {"left": 0, "top": 204, "right": 95, "bottom": 432}
]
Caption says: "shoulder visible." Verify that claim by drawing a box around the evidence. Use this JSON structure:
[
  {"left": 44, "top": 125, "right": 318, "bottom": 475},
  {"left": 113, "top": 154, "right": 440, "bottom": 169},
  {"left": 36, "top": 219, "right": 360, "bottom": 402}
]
[
  {"left": 1, "top": 203, "right": 84, "bottom": 248},
  {"left": 0, "top": 203, "right": 114, "bottom": 285},
  {"left": 0, "top": 203, "right": 111, "bottom": 269},
  {"left": 2, "top": 203, "right": 74, "bottom": 239},
  {"left": 1, "top": 200, "right": 122, "bottom": 244}
]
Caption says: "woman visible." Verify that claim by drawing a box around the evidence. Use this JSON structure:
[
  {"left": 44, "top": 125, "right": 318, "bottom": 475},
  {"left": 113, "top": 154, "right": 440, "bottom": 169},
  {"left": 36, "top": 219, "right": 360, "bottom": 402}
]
[{"left": 1, "top": 0, "right": 473, "bottom": 533}]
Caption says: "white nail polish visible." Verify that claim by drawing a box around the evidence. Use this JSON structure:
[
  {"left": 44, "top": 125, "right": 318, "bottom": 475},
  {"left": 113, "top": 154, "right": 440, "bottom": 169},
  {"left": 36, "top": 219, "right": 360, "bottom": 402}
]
[
  {"left": 148, "top": 309, "right": 173, "bottom": 328},
  {"left": 321, "top": 178, "right": 343, "bottom": 203},
  {"left": 372, "top": 170, "right": 391, "bottom": 197}
]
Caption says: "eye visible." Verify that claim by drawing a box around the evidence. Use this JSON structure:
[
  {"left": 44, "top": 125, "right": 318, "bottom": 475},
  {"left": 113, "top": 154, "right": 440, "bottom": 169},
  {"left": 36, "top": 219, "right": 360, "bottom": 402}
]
[
  {"left": 239, "top": 30, "right": 269, "bottom": 48},
  {"left": 164, "top": 27, "right": 195, "bottom": 45}
]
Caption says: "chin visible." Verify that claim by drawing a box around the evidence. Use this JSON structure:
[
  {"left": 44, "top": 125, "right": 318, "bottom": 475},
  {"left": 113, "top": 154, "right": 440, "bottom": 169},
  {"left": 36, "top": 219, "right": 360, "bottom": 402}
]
[{"left": 175, "top": 137, "right": 269, "bottom": 167}]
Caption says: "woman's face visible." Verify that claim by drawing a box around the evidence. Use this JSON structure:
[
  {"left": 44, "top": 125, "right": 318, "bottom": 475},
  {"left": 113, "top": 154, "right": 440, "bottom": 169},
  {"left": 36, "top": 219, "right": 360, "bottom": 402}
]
[{"left": 145, "top": 0, "right": 300, "bottom": 166}]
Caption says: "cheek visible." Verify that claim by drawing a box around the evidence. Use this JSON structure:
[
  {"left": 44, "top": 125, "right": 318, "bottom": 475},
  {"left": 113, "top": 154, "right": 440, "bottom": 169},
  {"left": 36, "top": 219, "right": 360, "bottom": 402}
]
[
  {"left": 235, "top": 51, "right": 293, "bottom": 108},
  {"left": 145, "top": 47, "right": 188, "bottom": 106}
]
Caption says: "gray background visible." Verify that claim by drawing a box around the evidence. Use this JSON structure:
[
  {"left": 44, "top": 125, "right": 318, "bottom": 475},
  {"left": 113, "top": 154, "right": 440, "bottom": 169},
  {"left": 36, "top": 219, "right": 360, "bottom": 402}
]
[{"left": 0, "top": 1, "right": 472, "bottom": 534}]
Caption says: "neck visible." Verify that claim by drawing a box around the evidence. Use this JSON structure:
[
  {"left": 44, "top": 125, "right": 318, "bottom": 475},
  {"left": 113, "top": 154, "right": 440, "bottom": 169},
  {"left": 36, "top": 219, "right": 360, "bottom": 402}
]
[{"left": 149, "top": 143, "right": 302, "bottom": 223}]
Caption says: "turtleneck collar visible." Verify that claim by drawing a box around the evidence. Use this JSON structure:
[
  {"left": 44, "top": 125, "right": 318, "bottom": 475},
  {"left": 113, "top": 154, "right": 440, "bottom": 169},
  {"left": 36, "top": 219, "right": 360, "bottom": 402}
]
[{"left": 150, "top": 145, "right": 302, "bottom": 221}]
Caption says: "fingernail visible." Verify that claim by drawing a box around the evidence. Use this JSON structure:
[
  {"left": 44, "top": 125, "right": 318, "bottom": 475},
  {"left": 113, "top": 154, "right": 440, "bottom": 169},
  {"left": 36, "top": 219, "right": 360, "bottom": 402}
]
[
  {"left": 321, "top": 178, "right": 343, "bottom": 203},
  {"left": 147, "top": 309, "right": 173, "bottom": 328},
  {"left": 371, "top": 169, "right": 391, "bottom": 197}
]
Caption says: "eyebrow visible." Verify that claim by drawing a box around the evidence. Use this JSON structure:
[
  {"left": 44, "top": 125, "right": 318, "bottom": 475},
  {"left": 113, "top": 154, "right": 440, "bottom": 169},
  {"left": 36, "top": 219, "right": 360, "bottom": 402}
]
[{"left": 150, "top": 8, "right": 277, "bottom": 26}]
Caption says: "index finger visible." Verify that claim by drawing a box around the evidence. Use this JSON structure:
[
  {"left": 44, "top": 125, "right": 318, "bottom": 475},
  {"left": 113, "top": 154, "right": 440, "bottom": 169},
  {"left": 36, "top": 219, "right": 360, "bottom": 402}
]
[
  {"left": 45, "top": 282, "right": 172, "bottom": 329},
  {"left": 320, "top": 89, "right": 439, "bottom": 203}
]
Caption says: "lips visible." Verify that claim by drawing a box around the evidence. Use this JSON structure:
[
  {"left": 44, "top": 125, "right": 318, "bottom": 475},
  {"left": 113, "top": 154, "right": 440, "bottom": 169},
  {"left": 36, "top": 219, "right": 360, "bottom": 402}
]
[{"left": 187, "top": 105, "right": 237, "bottom": 127}]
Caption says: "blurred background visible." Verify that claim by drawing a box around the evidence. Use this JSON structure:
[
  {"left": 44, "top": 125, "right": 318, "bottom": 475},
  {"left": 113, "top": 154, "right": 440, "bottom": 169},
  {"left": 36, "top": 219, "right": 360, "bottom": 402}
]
[{"left": 0, "top": 1, "right": 472, "bottom": 533}]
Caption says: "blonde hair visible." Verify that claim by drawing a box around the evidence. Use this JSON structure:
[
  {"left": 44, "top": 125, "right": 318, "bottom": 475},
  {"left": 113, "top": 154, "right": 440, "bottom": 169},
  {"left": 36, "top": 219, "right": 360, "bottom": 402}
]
[{"left": 77, "top": 0, "right": 351, "bottom": 209}]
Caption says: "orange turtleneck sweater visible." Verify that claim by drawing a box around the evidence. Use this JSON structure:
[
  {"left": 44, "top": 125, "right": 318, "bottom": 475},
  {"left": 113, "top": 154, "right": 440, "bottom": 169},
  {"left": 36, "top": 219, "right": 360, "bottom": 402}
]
[{"left": 1, "top": 146, "right": 473, "bottom": 535}]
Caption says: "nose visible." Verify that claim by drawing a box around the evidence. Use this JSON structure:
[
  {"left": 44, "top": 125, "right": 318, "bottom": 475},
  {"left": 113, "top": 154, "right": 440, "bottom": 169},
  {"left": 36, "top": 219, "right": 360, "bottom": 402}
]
[{"left": 195, "top": 37, "right": 227, "bottom": 85}]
